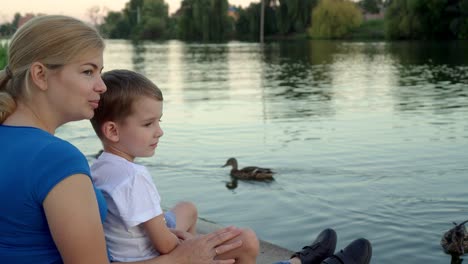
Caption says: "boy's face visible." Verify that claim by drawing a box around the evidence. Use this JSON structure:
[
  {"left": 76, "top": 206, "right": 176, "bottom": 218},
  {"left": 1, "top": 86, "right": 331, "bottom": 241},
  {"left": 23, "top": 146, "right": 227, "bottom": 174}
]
[{"left": 116, "top": 96, "right": 163, "bottom": 161}]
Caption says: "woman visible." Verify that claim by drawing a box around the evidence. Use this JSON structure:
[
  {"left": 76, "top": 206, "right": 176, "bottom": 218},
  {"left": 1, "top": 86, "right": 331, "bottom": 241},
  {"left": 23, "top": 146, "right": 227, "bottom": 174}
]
[{"left": 0, "top": 15, "right": 257, "bottom": 264}]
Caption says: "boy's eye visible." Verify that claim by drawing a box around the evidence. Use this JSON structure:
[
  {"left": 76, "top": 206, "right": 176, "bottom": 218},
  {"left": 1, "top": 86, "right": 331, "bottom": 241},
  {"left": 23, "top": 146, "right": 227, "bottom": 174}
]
[{"left": 144, "top": 122, "right": 153, "bottom": 127}]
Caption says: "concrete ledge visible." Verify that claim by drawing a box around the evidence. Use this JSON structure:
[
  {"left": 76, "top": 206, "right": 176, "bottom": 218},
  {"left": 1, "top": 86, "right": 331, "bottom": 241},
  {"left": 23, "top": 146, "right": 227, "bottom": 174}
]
[{"left": 197, "top": 218, "right": 294, "bottom": 264}]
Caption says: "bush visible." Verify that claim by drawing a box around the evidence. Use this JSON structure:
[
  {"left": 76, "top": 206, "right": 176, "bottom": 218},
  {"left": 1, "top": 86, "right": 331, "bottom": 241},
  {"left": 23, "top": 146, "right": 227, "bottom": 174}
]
[{"left": 308, "top": 0, "right": 363, "bottom": 39}]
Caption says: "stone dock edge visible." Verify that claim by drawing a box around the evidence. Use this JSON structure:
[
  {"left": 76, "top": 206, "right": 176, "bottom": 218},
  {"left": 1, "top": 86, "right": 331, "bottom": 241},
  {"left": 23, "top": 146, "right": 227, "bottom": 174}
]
[{"left": 197, "top": 217, "right": 294, "bottom": 264}]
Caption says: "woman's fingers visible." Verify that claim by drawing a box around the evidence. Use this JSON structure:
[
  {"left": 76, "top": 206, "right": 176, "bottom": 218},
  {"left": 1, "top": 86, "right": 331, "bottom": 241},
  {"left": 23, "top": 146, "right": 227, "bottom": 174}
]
[
  {"left": 205, "top": 226, "right": 242, "bottom": 247},
  {"left": 169, "top": 229, "right": 193, "bottom": 240},
  {"left": 213, "top": 239, "right": 243, "bottom": 256},
  {"left": 212, "top": 259, "right": 235, "bottom": 264},
  {"left": 205, "top": 226, "right": 243, "bottom": 262},
  {"left": 164, "top": 226, "right": 243, "bottom": 264}
]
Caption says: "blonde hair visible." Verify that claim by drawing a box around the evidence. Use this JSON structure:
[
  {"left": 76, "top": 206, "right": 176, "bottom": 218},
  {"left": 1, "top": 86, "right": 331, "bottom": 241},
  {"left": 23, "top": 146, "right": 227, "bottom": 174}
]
[{"left": 0, "top": 15, "right": 104, "bottom": 123}]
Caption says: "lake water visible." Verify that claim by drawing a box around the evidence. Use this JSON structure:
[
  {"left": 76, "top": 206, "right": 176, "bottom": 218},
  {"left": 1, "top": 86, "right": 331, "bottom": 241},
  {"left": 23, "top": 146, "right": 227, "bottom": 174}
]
[{"left": 57, "top": 39, "right": 468, "bottom": 264}]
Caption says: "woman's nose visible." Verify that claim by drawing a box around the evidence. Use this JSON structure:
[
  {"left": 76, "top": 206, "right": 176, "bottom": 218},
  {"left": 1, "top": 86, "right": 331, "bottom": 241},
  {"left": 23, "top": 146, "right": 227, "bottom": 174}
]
[{"left": 96, "top": 77, "right": 107, "bottom": 94}]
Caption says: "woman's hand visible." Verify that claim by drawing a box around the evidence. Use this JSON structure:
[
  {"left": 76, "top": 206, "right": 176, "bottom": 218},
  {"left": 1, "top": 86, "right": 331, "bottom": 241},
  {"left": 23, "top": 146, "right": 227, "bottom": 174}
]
[
  {"left": 122, "top": 226, "right": 244, "bottom": 264},
  {"left": 168, "top": 226, "right": 243, "bottom": 264},
  {"left": 170, "top": 229, "right": 194, "bottom": 241}
]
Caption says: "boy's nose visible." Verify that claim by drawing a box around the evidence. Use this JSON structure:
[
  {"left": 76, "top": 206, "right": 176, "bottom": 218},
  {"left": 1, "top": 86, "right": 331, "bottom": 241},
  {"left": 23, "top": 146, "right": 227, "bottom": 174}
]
[{"left": 156, "top": 126, "right": 164, "bottom": 138}]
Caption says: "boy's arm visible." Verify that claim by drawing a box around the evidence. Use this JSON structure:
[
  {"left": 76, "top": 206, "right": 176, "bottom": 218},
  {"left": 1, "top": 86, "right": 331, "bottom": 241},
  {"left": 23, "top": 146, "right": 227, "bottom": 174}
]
[
  {"left": 143, "top": 214, "right": 180, "bottom": 254},
  {"left": 170, "top": 229, "right": 194, "bottom": 241}
]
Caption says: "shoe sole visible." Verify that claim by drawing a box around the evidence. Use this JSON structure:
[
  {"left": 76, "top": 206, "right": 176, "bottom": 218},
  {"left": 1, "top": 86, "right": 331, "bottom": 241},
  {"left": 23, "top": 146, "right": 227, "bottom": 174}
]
[
  {"left": 321, "top": 228, "right": 338, "bottom": 256},
  {"left": 352, "top": 238, "right": 372, "bottom": 264},
  {"left": 322, "top": 238, "right": 372, "bottom": 264}
]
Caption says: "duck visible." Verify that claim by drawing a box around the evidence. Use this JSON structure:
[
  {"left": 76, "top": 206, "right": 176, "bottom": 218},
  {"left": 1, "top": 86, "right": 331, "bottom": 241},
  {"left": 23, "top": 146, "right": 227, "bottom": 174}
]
[
  {"left": 441, "top": 220, "right": 468, "bottom": 256},
  {"left": 222, "top": 157, "right": 275, "bottom": 181}
]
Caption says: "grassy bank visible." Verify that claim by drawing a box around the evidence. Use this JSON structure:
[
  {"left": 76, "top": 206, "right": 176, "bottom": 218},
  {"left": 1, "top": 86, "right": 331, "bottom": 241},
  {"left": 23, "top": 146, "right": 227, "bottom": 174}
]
[
  {"left": 349, "top": 19, "right": 385, "bottom": 40},
  {"left": 262, "top": 19, "right": 385, "bottom": 41},
  {"left": 0, "top": 42, "right": 7, "bottom": 69},
  {"left": 265, "top": 33, "right": 309, "bottom": 41}
]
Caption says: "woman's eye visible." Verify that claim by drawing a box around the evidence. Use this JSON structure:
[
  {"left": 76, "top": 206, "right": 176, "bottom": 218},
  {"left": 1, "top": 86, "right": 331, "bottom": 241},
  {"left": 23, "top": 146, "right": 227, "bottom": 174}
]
[{"left": 83, "top": 70, "right": 93, "bottom": 75}]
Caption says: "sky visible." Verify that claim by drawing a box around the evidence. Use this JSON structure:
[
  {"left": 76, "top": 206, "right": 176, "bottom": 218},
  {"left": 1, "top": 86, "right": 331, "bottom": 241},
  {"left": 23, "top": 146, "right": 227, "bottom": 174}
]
[{"left": 0, "top": 0, "right": 256, "bottom": 23}]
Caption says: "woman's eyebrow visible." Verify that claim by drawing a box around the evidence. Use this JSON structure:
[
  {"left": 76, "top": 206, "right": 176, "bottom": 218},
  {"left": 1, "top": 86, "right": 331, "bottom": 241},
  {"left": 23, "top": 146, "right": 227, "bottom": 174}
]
[{"left": 82, "top": 62, "right": 103, "bottom": 71}]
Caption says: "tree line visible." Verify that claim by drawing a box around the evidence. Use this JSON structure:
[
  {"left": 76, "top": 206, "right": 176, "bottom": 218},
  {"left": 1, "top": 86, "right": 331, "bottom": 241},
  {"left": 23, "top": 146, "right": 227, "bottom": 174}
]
[
  {"left": 385, "top": 0, "right": 468, "bottom": 39},
  {"left": 1, "top": 0, "right": 467, "bottom": 42}
]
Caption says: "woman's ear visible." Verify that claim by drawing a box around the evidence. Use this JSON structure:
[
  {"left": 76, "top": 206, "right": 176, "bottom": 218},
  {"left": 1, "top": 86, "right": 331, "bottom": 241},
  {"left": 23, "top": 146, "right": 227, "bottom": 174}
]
[
  {"left": 30, "top": 62, "right": 49, "bottom": 91},
  {"left": 102, "top": 121, "right": 120, "bottom": 143}
]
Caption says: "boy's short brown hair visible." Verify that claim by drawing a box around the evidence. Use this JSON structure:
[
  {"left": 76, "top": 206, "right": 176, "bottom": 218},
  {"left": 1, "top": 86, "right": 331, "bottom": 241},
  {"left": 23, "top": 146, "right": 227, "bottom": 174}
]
[{"left": 91, "top": 69, "right": 163, "bottom": 139}]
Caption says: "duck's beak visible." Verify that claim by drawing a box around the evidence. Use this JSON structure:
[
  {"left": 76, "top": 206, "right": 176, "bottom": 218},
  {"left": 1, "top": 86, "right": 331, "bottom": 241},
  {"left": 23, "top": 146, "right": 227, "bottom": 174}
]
[{"left": 221, "top": 164, "right": 228, "bottom": 168}]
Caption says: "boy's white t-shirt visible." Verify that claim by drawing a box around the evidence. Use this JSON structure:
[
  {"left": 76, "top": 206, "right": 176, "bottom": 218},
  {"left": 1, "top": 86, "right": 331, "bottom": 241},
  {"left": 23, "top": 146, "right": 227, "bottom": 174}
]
[{"left": 91, "top": 152, "right": 163, "bottom": 262}]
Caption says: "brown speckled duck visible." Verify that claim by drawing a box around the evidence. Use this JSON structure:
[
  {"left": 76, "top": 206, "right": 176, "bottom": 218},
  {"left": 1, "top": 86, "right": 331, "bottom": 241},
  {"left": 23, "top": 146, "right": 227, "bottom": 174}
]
[
  {"left": 441, "top": 220, "right": 468, "bottom": 256},
  {"left": 222, "top": 157, "right": 274, "bottom": 180}
]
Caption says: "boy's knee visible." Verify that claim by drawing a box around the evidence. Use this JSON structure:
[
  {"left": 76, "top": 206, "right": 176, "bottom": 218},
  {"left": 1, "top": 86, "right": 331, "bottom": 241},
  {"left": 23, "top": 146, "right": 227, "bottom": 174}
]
[
  {"left": 178, "top": 201, "right": 198, "bottom": 219},
  {"left": 241, "top": 228, "right": 260, "bottom": 257}
]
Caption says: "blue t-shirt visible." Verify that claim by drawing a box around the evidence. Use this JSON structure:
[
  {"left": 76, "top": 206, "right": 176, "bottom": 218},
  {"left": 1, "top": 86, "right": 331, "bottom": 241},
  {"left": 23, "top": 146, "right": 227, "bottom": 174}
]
[{"left": 0, "top": 125, "right": 107, "bottom": 263}]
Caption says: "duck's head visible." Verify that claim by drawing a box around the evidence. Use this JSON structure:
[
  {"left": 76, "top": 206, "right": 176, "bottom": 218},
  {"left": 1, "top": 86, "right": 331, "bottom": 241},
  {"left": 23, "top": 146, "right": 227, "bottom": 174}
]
[{"left": 222, "top": 157, "right": 238, "bottom": 168}]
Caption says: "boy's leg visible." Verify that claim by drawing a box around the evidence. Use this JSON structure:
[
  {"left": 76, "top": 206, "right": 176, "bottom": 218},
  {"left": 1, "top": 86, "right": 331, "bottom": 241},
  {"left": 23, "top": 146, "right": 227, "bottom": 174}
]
[
  {"left": 215, "top": 228, "right": 259, "bottom": 264},
  {"left": 169, "top": 201, "right": 198, "bottom": 235}
]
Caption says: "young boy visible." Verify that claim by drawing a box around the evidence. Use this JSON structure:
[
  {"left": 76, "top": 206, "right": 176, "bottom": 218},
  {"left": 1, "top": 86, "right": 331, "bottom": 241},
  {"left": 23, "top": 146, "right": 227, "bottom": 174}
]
[
  {"left": 90, "top": 69, "right": 198, "bottom": 262},
  {"left": 89, "top": 69, "right": 372, "bottom": 264}
]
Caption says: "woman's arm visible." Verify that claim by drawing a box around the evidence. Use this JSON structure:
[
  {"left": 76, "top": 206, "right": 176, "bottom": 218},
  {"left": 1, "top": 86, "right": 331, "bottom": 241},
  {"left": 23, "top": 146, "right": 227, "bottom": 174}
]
[
  {"left": 170, "top": 228, "right": 194, "bottom": 241},
  {"left": 143, "top": 214, "right": 180, "bottom": 254},
  {"left": 114, "top": 226, "right": 243, "bottom": 264},
  {"left": 43, "top": 174, "right": 109, "bottom": 264}
]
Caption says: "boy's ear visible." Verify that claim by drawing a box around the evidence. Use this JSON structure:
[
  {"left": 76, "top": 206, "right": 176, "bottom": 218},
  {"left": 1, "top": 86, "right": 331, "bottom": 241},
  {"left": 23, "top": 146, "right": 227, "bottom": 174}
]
[
  {"left": 30, "top": 62, "right": 49, "bottom": 91},
  {"left": 102, "top": 121, "right": 120, "bottom": 143}
]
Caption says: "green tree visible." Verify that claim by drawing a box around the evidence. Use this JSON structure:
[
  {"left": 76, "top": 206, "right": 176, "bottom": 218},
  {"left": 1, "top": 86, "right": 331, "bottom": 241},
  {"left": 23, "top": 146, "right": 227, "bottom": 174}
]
[
  {"left": 136, "top": 0, "right": 169, "bottom": 39},
  {"left": 359, "top": 0, "right": 383, "bottom": 14},
  {"left": 448, "top": 0, "right": 468, "bottom": 39},
  {"left": 235, "top": 2, "right": 278, "bottom": 40},
  {"left": 384, "top": 0, "right": 412, "bottom": 38},
  {"left": 235, "top": 6, "right": 251, "bottom": 37},
  {"left": 309, "top": 0, "right": 363, "bottom": 38},
  {"left": 385, "top": 0, "right": 468, "bottom": 39},
  {"left": 178, "top": 0, "right": 204, "bottom": 40},
  {"left": 0, "top": 13, "right": 23, "bottom": 37},
  {"left": 100, "top": 0, "right": 171, "bottom": 40},
  {"left": 124, "top": 0, "right": 144, "bottom": 29},
  {"left": 277, "top": 0, "right": 318, "bottom": 34},
  {"left": 100, "top": 11, "right": 131, "bottom": 38},
  {"left": 12, "top": 13, "right": 21, "bottom": 29},
  {"left": 178, "top": 0, "right": 232, "bottom": 41},
  {"left": 0, "top": 24, "right": 15, "bottom": 38}
]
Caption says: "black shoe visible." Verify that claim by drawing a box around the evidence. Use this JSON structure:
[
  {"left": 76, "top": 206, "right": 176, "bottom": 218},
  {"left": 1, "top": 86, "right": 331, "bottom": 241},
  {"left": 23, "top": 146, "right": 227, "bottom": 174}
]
[
  {"left": 321, "top": 238, "right": 372, "bottom": 264},
  {"left": 291, "top": 228, "right": 337, "bottom": 264}
]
